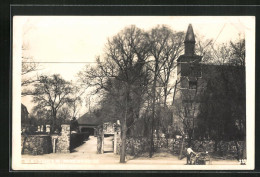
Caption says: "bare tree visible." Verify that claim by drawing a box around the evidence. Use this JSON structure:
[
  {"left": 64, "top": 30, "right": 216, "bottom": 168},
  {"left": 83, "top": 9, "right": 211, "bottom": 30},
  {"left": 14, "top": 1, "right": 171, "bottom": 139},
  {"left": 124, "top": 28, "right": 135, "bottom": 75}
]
[
  {"left": 79, "top": 25, "right": 150, "bottom": 163},
  {"left": 229, "top": 37, "right": 245, "bottom": 66},
  {"left": 146, "top": 25, "right": 185, "bottom": 157},
  {"left": 31, "top": 107, "right": 52, "bottom": 127},
  {"left": 21, "top": 42, "right": 41, "bottom": 96},
  {"left": 21, "top": 20, "right": 41, "bottom": 96},
  {"left": 57, "top": 106, "right": 72, "bottom": 125},
  {"left": 67, "top": 85, "right": 84, "bottom": 117},
  {"left": 32, "top": 74, "right": 73, "bottom": 132},
  {"left": 195, "top": 34, "right": 214, "bottom": 64}
]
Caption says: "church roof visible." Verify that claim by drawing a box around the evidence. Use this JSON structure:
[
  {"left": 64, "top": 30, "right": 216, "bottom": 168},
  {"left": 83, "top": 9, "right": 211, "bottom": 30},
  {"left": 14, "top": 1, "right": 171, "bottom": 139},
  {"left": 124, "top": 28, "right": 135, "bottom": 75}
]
[
  {"left": 184, "top": 24, "right": 196, "bottom": 43},
  {"left": 177, "top": 54, "right": 202, "bottom": 62}
]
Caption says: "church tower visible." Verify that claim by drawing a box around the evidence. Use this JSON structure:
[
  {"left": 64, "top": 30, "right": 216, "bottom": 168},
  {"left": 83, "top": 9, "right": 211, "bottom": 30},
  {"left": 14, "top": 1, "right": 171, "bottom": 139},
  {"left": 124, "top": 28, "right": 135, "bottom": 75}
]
[
  {"left": 177, "top": 24, "right": 202, "bottom": 91},
  {"left": 184, "top": 24, "right": 196, "bottom": 56},
  {"left": 173, "top": 24, "right": 203, "bottom": 132}
]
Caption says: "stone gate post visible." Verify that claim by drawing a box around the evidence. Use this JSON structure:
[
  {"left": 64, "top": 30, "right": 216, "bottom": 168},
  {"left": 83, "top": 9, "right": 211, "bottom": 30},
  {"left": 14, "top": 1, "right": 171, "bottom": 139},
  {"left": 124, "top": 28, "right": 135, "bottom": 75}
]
[
  {"left": 97, "top": 125, "right": 104, "bottom": 154},
  {"left": 59, "top": 124, "right": 70, "bottom": 153}
]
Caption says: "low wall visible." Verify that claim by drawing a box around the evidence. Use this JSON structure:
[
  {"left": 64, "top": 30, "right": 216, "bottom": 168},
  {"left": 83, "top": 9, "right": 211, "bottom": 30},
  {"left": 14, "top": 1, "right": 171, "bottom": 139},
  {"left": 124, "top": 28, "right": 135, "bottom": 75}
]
[
  {"left": 116, "top": 137, "right": 178, "bottom": 156},
  {"left": 116, "top": 137, "right": 244, "bottom": 157},
  {"left": 21, "top": 124, "right": 71, "bottom": 155},
  {"left": 21, "top": 135, "right": 52, "bottom": 155}
]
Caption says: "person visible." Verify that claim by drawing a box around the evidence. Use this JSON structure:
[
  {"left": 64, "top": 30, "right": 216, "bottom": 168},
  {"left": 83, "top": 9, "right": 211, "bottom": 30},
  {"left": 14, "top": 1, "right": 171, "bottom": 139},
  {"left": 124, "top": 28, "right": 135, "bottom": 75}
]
[{"left": 186, "top": 145, "right": 197, "bottom": 165}]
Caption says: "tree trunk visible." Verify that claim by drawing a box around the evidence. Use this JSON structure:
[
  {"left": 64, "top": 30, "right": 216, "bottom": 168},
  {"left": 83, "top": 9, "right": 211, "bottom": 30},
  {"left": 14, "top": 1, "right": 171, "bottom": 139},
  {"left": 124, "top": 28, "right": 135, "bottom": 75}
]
[
  {"left": 120, "top": 121, "right": 127, "bottom": 163},
  {"left": 51, "top": 109, "right": 57, "bottom": 133},
  {"left": 120, "top": 89, "right": 129, "bottom": 163},
  {"left": 242, "top": 139, "right": 246, "bottom": 160},
  {"left": 22, "top": 136, "right": 27, "bottom": 154},
  {"left": 149, "top": 124, "right": 154, "bottom": 158},
  {"left": 242, "top": 121, "right": 246, "bottom": 160},
  {"left": 164, "top": 87, "right": 168, "bottom": 108},
  {"left": 179, "top": 136, "right": 185, "bottom": 160},
  {"left": 214, "top": 139, "right": 219, "bottom": 152},
  {"left": 192, "top": 116, "right": 195, "bottom": 139},
  {"left": 235, "top": 141, "right": 240, "bottom": 161},
  {"left": 149, "top": 93, "right": 156, "bottom": 157},
  {"left": 150, "top": 66, "right": 158, "bottom": 158},
  {"left": 172, "top": 80, "right": 178, "bottom": 106},
  {"left": 97, "top": 135, "right": 102, "bottom": 154}
]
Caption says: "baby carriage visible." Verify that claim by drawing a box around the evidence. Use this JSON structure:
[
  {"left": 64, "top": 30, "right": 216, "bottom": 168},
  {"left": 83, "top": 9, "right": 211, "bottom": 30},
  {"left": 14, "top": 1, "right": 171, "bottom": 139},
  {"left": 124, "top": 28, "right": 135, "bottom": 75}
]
[{"left": 191, "top": 152, "right": 211, "bottom": 165}]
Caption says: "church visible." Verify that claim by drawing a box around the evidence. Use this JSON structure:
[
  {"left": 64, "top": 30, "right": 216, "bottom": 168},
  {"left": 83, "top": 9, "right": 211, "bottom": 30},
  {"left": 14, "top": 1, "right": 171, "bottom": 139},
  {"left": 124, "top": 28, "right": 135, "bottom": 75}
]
[{"left": 172, "top": 24, "right": 246, "bottom": 140}]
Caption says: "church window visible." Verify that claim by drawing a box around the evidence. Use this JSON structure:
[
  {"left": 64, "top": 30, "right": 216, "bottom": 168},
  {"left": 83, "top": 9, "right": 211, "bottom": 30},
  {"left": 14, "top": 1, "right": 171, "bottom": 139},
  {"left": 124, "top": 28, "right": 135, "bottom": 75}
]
[
  {"left": 190, "top": 64, "right": 201, "bottom": 77},
  {"left": 181, "top": 63, "right": 189, "bottom": 76},
  {"left": 189, "top": 81, "right": 197, "bottom": 89}
]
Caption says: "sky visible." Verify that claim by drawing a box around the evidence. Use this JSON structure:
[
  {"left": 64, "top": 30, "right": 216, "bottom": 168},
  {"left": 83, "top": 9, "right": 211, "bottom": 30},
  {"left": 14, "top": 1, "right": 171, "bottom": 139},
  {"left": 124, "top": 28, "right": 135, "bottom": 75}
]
[{"left": 14, "top": 16, "right": 254, "bottom": 115}]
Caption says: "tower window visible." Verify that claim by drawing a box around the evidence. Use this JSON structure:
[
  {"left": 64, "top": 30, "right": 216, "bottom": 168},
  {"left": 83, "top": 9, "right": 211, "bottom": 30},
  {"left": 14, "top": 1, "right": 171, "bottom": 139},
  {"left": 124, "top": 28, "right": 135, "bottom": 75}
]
[
  {"left": 190, "top": 64, "right": 202, "bottom": 77},
  {"left": 189, "top": 81, "right": 197, "bottom": 89}
]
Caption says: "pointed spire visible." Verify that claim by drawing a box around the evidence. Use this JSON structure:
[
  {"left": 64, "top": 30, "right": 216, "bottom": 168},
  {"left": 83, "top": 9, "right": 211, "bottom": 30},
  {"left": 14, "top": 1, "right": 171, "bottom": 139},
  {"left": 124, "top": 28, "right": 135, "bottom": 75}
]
[
  {"left": 184, "top": 24, "right": 196, "bottom": 55},
  {"left": 185, "top": 24, "right": 195, "bottom": 43}
]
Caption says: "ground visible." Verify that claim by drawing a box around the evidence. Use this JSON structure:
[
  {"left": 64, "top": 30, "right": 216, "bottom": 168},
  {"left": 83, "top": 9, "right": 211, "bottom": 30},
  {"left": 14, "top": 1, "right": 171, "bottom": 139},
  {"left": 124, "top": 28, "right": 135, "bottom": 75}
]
[{"left": 21, "top": 136, "right": 241, "bottom": 169}]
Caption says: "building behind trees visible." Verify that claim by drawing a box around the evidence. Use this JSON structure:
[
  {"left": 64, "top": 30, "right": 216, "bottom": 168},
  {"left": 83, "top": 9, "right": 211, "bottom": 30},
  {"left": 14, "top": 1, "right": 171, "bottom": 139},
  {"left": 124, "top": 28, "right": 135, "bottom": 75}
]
[{"left": 172, "top": 24, "right": 246, "bottom": 150}]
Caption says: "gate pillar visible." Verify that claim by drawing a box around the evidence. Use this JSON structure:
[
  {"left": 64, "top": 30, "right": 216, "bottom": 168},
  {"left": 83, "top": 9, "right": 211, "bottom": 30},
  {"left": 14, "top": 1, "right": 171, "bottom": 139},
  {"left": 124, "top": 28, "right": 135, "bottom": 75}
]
[{"left": 97, "top": 125, "right": 104, "bottom": 154}]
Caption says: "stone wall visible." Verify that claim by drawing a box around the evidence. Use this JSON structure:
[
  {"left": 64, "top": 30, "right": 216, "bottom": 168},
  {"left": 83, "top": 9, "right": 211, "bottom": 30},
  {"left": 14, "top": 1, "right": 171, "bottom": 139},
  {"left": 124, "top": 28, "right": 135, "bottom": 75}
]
[
  {"left": 51, "top": 124, "right": 70, "bottom": 153},
  {"left": 96, "top": 122, "right": 120, "bottom": 154},
  {"left": 21, "top": 124, "right": 71, "bottom": 155},
  {"left": 21, "top": 135, "right": 52, "bottom": 155},
  {"left": 116, "top": 137, "right": 245, "bottom": 157}
]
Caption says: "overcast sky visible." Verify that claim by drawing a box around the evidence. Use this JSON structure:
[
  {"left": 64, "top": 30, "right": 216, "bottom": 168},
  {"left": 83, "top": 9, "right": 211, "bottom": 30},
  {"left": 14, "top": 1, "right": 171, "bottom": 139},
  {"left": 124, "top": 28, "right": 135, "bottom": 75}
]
[
  {"left": 14, "top": 16, "right": 254, "bottom": 115},
  {"left": 16, "top": 16, "right": 251, "bottom": 80}
]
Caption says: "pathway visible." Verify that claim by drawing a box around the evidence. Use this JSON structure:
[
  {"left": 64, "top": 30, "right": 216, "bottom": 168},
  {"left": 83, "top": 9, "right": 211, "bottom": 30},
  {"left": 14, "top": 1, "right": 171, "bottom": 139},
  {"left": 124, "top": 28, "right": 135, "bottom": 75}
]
[{"left": 22, "top": 136, "right": 119, "bottom": 163}]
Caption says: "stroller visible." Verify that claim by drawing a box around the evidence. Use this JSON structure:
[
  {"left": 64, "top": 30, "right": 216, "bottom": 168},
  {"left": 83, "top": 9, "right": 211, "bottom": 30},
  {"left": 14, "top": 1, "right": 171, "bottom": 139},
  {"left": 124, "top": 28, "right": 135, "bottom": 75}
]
[{"left": 190, "top": 152, "right": 211, "bottom": 165}]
